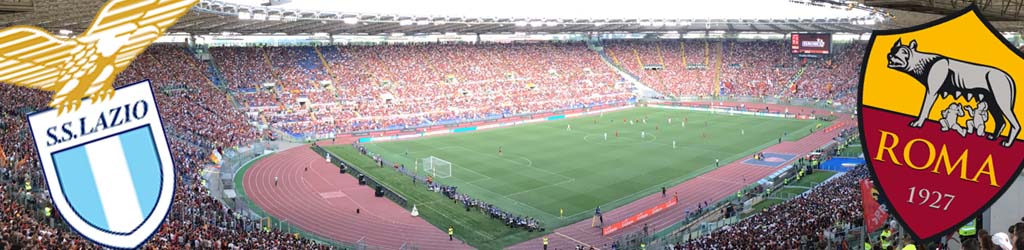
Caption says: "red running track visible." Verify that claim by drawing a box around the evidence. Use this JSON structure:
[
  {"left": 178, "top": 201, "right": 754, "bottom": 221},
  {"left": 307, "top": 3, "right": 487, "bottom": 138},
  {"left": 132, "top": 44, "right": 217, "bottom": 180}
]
[{"left": 243, "top": 146, "right": 472, "bottom": 250}]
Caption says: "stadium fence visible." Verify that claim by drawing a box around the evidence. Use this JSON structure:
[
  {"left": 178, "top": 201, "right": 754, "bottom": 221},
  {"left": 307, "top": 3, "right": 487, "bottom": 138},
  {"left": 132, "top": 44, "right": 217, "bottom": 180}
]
[
  {"left": 662, "top": 95, "right": 853, "bottom": 113},
  {"left": 271, "top": 96, "right": 845, "bottom": 143},
  {"left": 274, "top": 101, "right": 635, "bottom": 142}
]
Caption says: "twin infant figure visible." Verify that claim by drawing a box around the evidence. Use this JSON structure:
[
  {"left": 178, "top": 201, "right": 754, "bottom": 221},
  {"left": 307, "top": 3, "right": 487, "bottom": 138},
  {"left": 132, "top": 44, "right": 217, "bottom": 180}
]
[{"left": 940, "top": 102, "right": 989, "bottom": 137}]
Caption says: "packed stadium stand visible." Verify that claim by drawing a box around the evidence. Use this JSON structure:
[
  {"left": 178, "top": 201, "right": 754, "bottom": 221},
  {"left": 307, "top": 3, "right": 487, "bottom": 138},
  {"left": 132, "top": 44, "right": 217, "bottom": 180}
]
[
  {"left": 7, "top": 0, "right": 1024, "bottom": 248},
  {"left": 215, "top": 42, "right": 635, "bottom": 137},
  {"left": 603, "top": 40, "right": 717, "bottom": 97},
  {"left": 4, "top": 7, "right": 1019, "bottom": 249},
  {"left": 682, "top": 166, "right": 868, "bottom": 249},
  {"left": 719, "top": 40, "right": 798, "bottom": 97},
  {"left": 0, "top": 38, "right": 878, "bottom": 249},
  {"left": 793, "top": 42, "right": 866, "bottom": 107}
]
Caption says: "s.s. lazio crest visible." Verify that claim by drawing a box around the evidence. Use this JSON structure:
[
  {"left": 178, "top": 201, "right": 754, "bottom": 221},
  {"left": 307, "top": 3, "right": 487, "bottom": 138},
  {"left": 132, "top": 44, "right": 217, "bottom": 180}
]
[
  {"left": 0, "top": 0, "right": 197, "bottom": 248},
  {"left": 26, "top": 80, "right": 175, "bottom": 249},
  {"left": 859, "top": 5, "right": 1024, "bottom": 242}
]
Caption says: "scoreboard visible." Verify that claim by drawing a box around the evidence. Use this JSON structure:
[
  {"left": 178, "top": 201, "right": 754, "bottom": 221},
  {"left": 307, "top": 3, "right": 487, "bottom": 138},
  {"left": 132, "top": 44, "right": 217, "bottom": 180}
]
[{"left": 790, "top": 33, "right": 832, "bottom": 55}]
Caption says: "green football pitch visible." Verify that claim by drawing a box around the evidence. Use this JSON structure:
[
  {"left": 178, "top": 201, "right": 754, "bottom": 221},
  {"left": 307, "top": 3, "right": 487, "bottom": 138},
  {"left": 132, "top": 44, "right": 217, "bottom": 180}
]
[{"left": 356, "top": 107, "right": 819, "bottom": 229}]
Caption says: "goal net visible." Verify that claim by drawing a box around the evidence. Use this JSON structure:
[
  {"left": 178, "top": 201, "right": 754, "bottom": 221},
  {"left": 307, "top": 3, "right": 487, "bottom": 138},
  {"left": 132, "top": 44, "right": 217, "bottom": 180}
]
[{"left": 419, "top": 156, "right": 452, "bottom": 178}]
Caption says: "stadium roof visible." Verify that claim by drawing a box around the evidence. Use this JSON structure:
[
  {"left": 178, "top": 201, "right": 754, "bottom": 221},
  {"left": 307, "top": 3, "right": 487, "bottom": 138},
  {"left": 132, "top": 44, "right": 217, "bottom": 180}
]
[
  {"left": 0, "top": 0, "right": 887, "bottom": 35},
  {"left": 220, "top": 0, "right": 873, "bottom": 20},
  {"left": 862, "top": 0, "right": 1024, "bottom": 31},
  {"left": 189, "top": 0, "right": 889, "bottom": 34},
  {"left": 0, "top": 0, "right": 1019, "bottom": 35},
  {"left": 865, "top": 0, "right": 1024, "bottom": 21}
]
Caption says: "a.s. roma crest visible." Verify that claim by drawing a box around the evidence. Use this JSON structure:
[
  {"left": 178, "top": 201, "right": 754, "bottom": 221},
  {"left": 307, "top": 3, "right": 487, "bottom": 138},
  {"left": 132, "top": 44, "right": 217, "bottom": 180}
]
[{"left": 859, "top": 5, "right": 1024, "bottom": 241}]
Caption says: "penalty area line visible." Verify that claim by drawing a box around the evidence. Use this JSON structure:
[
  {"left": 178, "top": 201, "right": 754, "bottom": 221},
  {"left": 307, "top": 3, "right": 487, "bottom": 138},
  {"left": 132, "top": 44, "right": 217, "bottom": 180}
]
[{"left": 502, "top": 178, "right": 575, "bottom": 199}]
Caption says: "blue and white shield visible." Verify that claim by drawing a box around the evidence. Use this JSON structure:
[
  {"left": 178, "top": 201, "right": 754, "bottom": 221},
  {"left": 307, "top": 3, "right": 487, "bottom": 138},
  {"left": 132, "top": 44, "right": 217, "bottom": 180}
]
[{"left": 27, "top": 80, "right": 175, "bottom": 249}]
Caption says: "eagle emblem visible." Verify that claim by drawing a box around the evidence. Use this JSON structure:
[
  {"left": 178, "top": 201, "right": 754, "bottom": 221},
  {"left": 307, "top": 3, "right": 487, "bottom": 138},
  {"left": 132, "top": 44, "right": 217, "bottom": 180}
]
[{"left": 0, "top": 0, "right": 197, "bottom": 114}]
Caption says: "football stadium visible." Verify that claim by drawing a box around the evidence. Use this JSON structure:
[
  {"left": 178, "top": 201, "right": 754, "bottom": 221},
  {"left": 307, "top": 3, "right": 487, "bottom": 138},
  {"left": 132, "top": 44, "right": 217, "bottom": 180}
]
[{"left": 0, "top": 0, "right": 1023, "bottom": 249}]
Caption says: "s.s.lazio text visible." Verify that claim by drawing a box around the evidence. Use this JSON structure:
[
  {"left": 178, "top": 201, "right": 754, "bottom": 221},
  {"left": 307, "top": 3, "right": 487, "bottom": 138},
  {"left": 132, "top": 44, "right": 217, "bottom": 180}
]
[{"left": 45, "top": 100, "right": 150, "bottom": 147}]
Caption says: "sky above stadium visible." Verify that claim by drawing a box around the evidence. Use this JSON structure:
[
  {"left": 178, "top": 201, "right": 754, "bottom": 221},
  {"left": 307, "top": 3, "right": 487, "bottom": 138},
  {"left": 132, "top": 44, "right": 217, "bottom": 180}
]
[{"left": 225, "top": 0, "right": 875, "bottom": 20}]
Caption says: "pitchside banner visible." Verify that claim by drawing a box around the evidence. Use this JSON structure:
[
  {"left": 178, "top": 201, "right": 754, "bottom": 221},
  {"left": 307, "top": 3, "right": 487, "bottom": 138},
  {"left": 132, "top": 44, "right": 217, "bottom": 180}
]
[
  {"left": 859, "top": 6, "right": 1024, "bottom": 241},
  {"left": 602, "top": 196, "right": 677, "bottom": 235}
]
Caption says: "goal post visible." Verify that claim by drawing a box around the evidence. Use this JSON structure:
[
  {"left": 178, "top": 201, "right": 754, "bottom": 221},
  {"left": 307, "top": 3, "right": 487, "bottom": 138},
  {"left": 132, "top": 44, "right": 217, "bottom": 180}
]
[{"left": 419, "top": 156, "right": 452, "bottom": 178}]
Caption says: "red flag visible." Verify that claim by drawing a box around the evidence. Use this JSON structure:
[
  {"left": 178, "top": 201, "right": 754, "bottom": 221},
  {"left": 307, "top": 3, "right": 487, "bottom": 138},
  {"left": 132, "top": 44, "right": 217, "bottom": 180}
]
[
  {"left": 15, "top": 157, "right": 27, "bottom": 169},
  {"left": 860, "top": 179, "right": 889, "bottom": 232},
  {"left": 0, "top": 144, "right": 6, "bottom": 166}
]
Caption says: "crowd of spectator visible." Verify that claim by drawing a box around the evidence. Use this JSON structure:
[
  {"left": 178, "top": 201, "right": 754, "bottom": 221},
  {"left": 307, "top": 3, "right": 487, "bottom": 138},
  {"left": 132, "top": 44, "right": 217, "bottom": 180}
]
[
  {"left": 0, "top": 45, "right": 326, "bottom": 249},
  {"left": 795, "top": 42, "right": 866, "bottom": 107},
  {"left": 603, "top": 40, "right": 716, "bottom": 97},
  {"left": 206, "top": 40, "right": 869, "bottom": 137},
  {"left": 214, "top": 42, "right": 635, "bottom": 136},
  {"left": 605, "top": 39, "right": 864, "bottom": 107},
  {"left": 210, "top": 47, "right": 277, "bottom": 90},
  {"left": 0, "top": 39, "right": 876, "bottom": 248},
  {"left": 960, "top": 224, "right": 1024, "bottom": 250},
  {"left": 117, "top": 45, "right": 261, "bottom": 148},
  {"left": 680, "top": 166, "right": 868, "bottom": 249},
  {"left": 720, "top": 40, "right": 798, "bottom": 97}
]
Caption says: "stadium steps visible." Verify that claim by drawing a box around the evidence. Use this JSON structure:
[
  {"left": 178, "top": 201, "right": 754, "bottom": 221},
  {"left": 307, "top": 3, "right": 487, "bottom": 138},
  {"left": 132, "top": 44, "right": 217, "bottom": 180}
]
[
  {"left": 329, "top": 45, "right": 347, "bottom": 90},
  {"left": 679, "top": 41, "right": 686, "bottom": 67},
  {"left": 783, "top": 66, "right": 808, "bottom": 96},
  {"left": 601, "top": 48, "right": 629, "bottom": 76},
  {"left": 594, "top": 46, "right": 638, "bottom": 80},
  {"left": 313, "top": 46, "right": 336, "bottom": 84},
  {"left": 203, "top": 59, "right": 227, "bottom": 87},
  {"left": 632, "top": 48, "right": 643, "bottom": 67},
  {"left": 713, "top": 41, "right": 723, "bottom": 96},
  {"left": 656, "top": 43, "right": 665, "bottom": 66},
  {"left": 261, "top": 47, "right": 282, "bottom": 82},
  {"left": 703, "top": 40, "right": 710, "bottom": 66},
  {"left": 187, "top": 46, "right": 226, "bottom": 86},
  {"left": 183, "top": 49, "right": 219, "bottom": 87},
  {"left": 591, "top": 45, "right": 661, "bottom": 98},
  {"left": 607, "top": 47, "right": 622, "bottom": 67}
]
